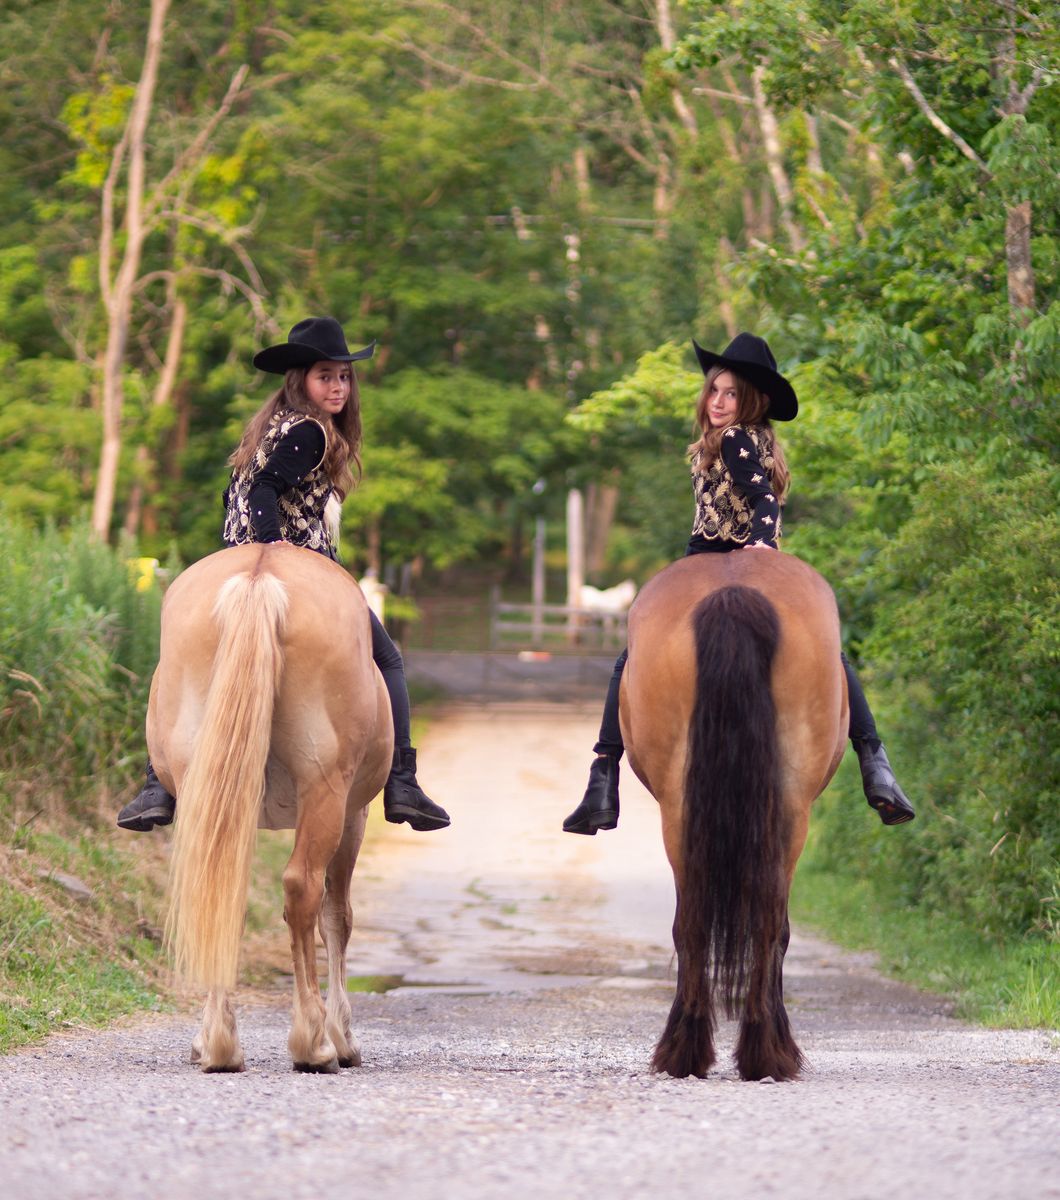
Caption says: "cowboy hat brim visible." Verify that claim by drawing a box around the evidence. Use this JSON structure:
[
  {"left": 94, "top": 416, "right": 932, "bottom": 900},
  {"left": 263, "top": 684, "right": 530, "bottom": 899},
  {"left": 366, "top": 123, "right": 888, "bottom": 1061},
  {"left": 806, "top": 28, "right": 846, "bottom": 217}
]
[
  {"left": 253, "top": 339, "right": 377, "bottom": 375},
  {"left": 693, "top": 339, "right": 798, "bottom": 421}
]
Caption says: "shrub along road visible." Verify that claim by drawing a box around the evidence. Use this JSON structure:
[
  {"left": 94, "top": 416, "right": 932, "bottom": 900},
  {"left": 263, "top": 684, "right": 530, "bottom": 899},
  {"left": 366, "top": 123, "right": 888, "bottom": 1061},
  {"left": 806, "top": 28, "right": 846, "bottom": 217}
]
[{"left": 0, "top": 704, "right": 1056, "bottom": 1200}]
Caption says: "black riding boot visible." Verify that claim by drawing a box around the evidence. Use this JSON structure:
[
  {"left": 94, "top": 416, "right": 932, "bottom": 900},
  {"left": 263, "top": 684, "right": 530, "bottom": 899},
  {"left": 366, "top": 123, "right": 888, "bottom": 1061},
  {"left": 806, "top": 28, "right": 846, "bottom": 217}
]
[
  {"left": 563, "top": 755, "right": 620, "bottom": 835},
  {"left": 116, "top": 763, "right": 176, "bottom": 832},
  {"left": 854, "top": 740, "right": 916, "bottom": 826},
  {"left": 383, "top": 747, "right": 451, "bottom": 831}
]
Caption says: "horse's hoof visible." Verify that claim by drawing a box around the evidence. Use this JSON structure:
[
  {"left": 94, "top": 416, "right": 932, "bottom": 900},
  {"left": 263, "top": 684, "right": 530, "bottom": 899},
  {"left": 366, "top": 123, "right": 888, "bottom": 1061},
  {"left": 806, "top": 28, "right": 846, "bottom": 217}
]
[
  {"left": 293, "top": 1057, "right": 340, "bottom": 1074},
  {"left": 202, "top": 1059, "right": 245, "bottom": 1074},
  {"left": 337, "top": 1050, "right": 362, "bottom": 1068}
]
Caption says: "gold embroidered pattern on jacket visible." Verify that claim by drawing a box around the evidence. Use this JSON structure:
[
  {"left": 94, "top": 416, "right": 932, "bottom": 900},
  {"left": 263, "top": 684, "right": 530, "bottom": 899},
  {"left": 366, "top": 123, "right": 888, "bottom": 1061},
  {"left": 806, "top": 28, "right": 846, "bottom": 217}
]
[
  {"left": 223, "top": 410, "right": 332, "bottom": 554},
  {"left": 689, "top": 425, "right": 781, "bottom": 544}
]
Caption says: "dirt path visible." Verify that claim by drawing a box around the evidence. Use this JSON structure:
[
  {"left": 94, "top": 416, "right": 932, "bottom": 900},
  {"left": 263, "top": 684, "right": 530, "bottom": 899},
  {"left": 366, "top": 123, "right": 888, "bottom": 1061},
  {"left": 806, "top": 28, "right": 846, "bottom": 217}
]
[{"left": 1, "top": 704, "right": 1057, "bottom": 1200}]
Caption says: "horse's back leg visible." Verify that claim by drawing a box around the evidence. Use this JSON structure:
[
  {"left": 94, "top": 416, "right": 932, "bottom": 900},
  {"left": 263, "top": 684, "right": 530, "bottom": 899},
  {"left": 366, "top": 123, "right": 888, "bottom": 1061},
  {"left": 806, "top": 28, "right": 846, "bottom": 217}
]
[
  {"left": 734, "top": 799, "right": 812, "bottom": 1081},
  {"left": 191, "top": 987, "right": 244, "bottom": 1073},
  {"left": 734, "top": 910, "right": 802, "bottom": 1081},
  {"left": 317, "top": 807, "right": 369, "bottom": 1068},
  {"left": 284, "top": 778, "right": 347, "bottom": 1073},
  {"left": 651, "top": 896, "right": 717, "bottom": 1079}
]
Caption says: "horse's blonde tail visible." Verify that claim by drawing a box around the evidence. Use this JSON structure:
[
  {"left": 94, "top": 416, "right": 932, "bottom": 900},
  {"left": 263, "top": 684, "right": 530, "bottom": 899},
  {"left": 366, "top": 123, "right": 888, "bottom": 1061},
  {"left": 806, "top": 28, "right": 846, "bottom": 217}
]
[{"left": 165, "top": 570, "right": 289, "bottom": 989}]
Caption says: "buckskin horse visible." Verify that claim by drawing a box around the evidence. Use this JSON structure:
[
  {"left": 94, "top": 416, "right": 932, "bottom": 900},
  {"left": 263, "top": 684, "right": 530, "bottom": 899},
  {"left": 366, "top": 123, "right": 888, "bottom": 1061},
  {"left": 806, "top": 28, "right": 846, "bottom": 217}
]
[
  {"left": 147, "top": 543, "right": 393, "bottom": 1072},
  {"left": 620, "top": 551, "right": 847, "bottom": 1081}
]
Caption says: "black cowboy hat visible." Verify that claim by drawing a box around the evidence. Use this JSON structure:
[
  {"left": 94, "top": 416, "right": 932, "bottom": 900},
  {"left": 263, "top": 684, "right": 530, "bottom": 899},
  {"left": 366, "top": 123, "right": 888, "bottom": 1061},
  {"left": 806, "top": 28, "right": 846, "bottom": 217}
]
[
  {"left": 692, "top": 332, "right": 798, "bottom": 421},
  {"left": 253, "top": 317, "right": 376, "bottom": 375}
]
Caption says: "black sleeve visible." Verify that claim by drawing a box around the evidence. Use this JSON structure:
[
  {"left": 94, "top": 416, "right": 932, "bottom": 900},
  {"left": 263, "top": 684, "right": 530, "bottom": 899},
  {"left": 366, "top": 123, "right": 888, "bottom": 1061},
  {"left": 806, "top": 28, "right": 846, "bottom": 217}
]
[
  {"left": 246, "top": 422, "right": 327, "bottom": 543},
  {"left": 720, "top": 427, "right": 780, "bottom": 547}
]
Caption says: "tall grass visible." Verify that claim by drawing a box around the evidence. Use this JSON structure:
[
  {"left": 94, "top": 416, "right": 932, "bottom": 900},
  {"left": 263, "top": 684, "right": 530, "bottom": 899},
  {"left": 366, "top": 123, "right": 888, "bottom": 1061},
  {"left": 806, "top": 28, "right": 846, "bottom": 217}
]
[
  {"left": 0, "top": 514, "right": 168, "bottom": 1050},
  {"left": 0, "top": 515, "right": 162, "bottom": 802}
]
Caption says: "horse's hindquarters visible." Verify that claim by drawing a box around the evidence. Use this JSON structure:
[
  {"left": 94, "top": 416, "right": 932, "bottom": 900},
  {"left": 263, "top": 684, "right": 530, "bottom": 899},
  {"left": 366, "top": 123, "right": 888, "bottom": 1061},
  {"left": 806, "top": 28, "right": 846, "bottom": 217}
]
[
  {"left": 150, "top": 544, "right": 393, "bottom": 1072},
  {"left": 622, "top": 553, "right": 847, "bottom": 1081}
]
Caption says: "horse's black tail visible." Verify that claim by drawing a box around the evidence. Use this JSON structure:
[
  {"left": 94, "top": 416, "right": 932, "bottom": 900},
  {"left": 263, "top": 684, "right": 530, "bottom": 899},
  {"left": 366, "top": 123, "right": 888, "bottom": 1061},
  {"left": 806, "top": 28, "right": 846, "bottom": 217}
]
[
  {"left": 677, "top": 585, "right": 792, "bottom": 1017},
  {"left": 679, "top": 584, "right": 789, "bottom": 1020},
  {"left": 653, "top": 583, "right": 793, "bottom": 1078}
]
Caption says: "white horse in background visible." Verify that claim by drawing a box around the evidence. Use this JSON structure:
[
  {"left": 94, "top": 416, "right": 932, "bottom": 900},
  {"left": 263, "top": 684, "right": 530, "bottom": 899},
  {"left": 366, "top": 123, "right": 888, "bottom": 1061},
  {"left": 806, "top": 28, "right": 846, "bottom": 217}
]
[
  {"left": 579, "top": 579, "right": 637, "bottom": 615},
  {"left": 577, "top": 579, "right": 636, "bottom": 643}
]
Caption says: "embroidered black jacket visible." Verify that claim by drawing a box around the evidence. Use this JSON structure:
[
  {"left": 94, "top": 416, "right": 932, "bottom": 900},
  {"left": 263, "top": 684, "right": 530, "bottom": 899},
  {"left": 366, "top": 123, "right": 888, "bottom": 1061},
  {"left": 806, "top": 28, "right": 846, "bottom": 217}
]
[
  {"left": 688, "top": 424, "right": 781, "bottom": 549},
  {"left": 222, "top": 410, "right": 332, "bottom": 555}
]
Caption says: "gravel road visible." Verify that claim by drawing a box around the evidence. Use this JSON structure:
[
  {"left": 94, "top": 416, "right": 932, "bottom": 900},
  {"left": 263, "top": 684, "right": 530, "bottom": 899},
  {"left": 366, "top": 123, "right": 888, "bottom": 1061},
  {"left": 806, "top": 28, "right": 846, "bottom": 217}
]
[{"left": 2, "top": 703, "right": 1057, "bottom": 1200}]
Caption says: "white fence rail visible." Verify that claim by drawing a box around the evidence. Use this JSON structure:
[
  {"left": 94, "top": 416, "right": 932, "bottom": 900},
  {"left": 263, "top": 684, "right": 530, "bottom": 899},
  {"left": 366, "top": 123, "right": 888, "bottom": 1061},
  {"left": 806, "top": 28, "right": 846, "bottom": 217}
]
[{"left": 488, "top": 588, "right": 627, "bottom": 651}]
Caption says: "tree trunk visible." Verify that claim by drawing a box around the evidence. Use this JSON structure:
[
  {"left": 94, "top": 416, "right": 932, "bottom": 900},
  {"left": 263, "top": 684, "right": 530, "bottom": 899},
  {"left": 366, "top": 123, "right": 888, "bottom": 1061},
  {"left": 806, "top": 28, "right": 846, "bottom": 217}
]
[
  {"left": 1005, "top": 200, "right": 1036, "bottom": 319},
  {"left": 654, "top": 0, "right": 698, "bottom": 137},
  {"left": 653, "top": 152, "right": 673, "bottom": 239},
  {"left": 805, "top": 113, "right": 824, "bottom": 175},
  {"left": 751, "top": 65, "right": 805, "bottom": 254},
  {"left": 90, "top": 0, "right": 171, "bottom": 540},
  {"left": 704, "top": 87, "right": 756, "bottom": 240},
  {"left": 573, "top": 144, "right": 591, "bottom": 206},
  {"left": 716, "top": 237, "right": 739, "bottom": 338},
  {"left": 585, "top": 478, "right": 620, "bottom": 578},
  {"left": 566, "top": 487, "right": 585, "bottom": 643},
  {"left": 366, "top": 519, "right": 382, "bottom": 577},
  {"left": 124, "top": 290, "right": 187, "bottom": 538},
  {"left": 996, "top": 22, "right": 1037, "bottom": 322}
]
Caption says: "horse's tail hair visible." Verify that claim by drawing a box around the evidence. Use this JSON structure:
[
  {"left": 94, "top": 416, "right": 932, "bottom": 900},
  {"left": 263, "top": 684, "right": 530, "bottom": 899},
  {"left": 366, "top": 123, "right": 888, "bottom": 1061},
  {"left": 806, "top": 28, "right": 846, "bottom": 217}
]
[
  {"left": 678, "top": 585, "right": 788, "bottom": 1022},
  {"left": 165, "top": 570, "right": 289, "bottom": 989}
]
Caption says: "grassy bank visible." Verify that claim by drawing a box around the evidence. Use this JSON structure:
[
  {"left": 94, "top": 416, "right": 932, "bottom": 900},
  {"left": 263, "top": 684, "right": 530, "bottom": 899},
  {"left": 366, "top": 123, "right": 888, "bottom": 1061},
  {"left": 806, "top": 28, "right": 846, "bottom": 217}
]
[
  {"left": 0, "top": 806, "right": 170, "bottom": 1052},
  {"left": 791, "top": 863, "right": 1059, "bottom": 1029},
  {"left": 791, "top": 765, "right": 1059, "bottom": 1030}
]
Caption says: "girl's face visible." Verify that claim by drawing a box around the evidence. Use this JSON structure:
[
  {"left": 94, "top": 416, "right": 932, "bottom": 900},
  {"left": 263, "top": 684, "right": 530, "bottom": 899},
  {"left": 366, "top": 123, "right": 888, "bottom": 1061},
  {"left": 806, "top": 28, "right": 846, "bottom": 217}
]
[
  {"left": 305, "top": 361, "right": 352, "bottom": 417},
  {"left": 705, "top": 370, "right": 739, "bottom": 429}
]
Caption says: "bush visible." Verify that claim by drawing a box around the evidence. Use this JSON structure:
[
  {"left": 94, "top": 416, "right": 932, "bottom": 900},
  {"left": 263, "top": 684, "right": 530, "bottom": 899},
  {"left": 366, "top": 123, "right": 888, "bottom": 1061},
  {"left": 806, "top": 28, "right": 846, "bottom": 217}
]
[
  {"left": 807, "top": 462, "right": 1059, "bottom": 943},
  {"left": 0, "top": 515, "right": 161, "bottom": 806}
]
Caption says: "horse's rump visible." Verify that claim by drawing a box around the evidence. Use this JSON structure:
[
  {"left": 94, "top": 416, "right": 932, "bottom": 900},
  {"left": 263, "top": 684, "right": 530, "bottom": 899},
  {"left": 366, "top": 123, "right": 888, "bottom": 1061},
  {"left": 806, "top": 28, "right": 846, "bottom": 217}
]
[
  {"left": 621, "top": 552, "right": 847, "bottom": 830},
  {"left": 149, "top": 545, "right": 390, "bottom": 827}
]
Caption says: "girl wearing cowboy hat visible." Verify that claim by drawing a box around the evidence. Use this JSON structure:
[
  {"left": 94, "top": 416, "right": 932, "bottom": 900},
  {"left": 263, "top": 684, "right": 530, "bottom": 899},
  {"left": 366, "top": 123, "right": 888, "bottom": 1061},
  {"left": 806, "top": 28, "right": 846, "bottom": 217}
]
[
  {"left": 118, "top": 317, "right": 450, "bottom": 835},
  {"left": 562, "top": 332, "right": 915, "bottom": 836}
]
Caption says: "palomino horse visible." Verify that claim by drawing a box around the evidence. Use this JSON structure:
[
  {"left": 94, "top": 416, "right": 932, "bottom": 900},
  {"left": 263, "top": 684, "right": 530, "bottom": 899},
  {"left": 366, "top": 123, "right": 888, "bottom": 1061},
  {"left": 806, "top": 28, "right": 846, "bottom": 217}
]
[
  {"left": 147, "top": 543, "right": 393, "bottom": 1072},
  {"left": 620, "top": 551, "right": 848, "bottom": 1081}
]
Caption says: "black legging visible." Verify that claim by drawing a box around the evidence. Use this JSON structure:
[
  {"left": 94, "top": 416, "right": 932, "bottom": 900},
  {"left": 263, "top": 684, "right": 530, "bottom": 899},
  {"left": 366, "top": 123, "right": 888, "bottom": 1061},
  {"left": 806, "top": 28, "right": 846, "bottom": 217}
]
[
  {"left": 369, "top": 610, "right": 412, "bottom": 749},
  {"left": 592, "top": 539, "right": 879, "bottom": 756}
]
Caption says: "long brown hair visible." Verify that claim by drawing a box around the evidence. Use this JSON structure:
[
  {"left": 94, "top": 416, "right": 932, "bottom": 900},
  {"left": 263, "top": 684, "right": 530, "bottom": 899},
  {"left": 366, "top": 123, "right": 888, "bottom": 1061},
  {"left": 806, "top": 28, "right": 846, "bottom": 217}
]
[
  {"left": 687, "top": 366, "right": 790, "bottom": 502},
  {"left": 228, "top": 366, "right": 363, "bottom": 501}
]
